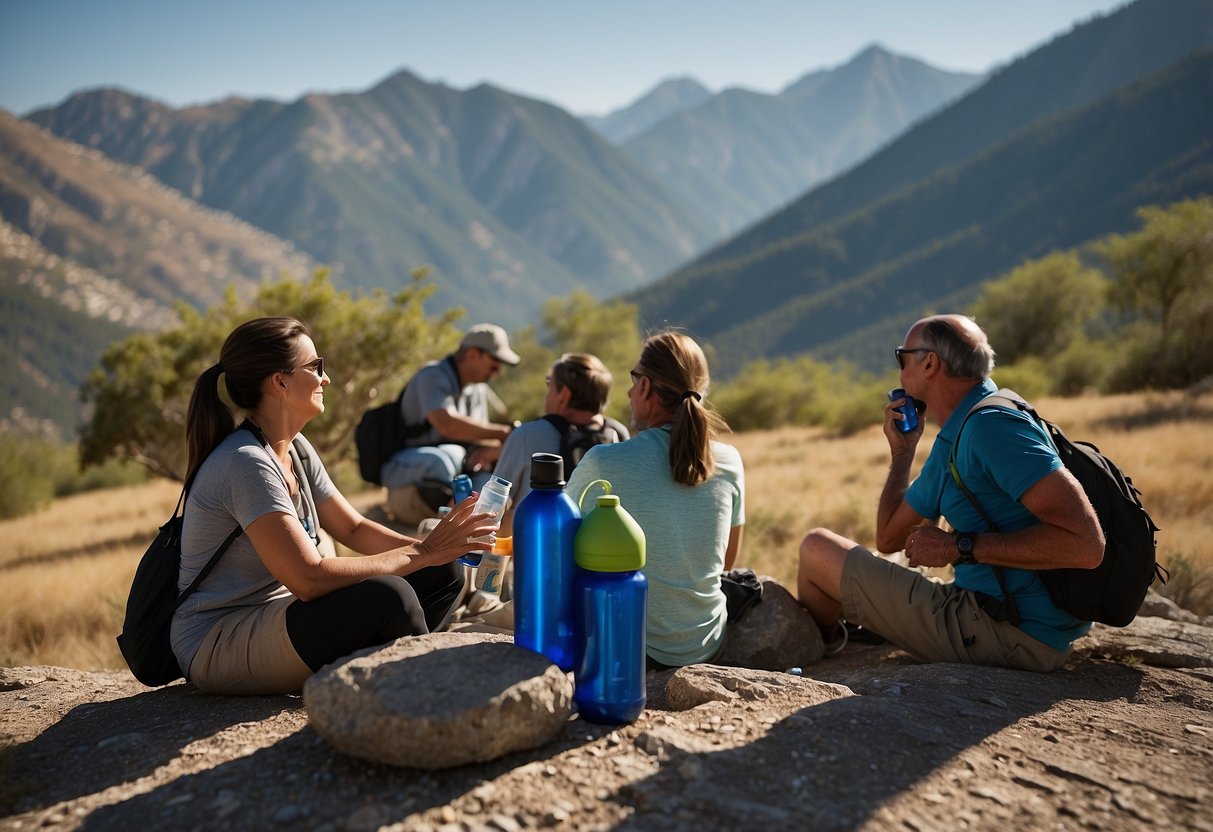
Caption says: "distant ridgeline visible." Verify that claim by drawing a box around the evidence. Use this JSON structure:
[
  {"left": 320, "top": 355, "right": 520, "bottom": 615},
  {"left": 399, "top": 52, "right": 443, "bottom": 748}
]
[{"left": 630, "top": 0, "right": 1213, "bottom": 375}]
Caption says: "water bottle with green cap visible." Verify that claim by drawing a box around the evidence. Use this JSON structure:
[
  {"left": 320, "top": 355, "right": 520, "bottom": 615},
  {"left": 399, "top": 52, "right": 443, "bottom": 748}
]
[{"left": 573, "top": 479, "right": 647, "bottom": 725}]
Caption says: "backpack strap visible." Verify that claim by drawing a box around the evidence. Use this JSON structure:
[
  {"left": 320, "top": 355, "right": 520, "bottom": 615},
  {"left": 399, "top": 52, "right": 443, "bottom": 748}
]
[
  {"left": 541, "top": 413, "right": 571, "bottom": 434},
  {"left": 946, "top": 388, "right": 1036, "bottom": 626},
  {"left": 289, "top": 438, "right": 322, "bottom": 547},
  {"left": 173, "top": 469, "right": 243, "bottom": 608}
]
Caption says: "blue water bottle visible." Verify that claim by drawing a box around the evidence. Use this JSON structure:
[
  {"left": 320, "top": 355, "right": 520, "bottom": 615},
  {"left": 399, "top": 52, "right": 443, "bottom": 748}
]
[
  {"left": 573, "top": 481, "right": 647, "bottom": 725},
  {"left": 889, "top": 388, "right": 920, "bottom": 433},
  {"left": 513, "top": 453, "right": 580, "bottom": 671},
  {"left": 451, "top": 474, "right": 480, "bottom": 566}
]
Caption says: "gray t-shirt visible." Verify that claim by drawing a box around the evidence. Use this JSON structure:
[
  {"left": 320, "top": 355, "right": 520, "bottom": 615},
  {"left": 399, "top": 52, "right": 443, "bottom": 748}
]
[
  {"left": 400, "top": 356, "right": 490, "bottom": 447},
  {"left": 170, "top": 430, "right": 337, "bottom": 670},
  {"left": 496, "top": 416, "right": 630, "bottom": 506}
]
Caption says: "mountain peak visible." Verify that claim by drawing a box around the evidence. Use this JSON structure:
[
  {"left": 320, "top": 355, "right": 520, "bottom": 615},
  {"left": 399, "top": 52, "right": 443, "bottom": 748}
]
[{"left": 582, "top": 76, "right": 713, "bottom": 144}]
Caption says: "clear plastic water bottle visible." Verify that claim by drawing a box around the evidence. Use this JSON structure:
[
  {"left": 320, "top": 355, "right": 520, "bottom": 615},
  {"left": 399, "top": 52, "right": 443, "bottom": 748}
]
[
  {"left": 573, "top": 484, "right": 647, "bottom": 725},
  {"left": 460, "top": 475, "right": 510, "bottom": 567},
  {"left": 513, "top": 453, "right": 580, "bottom": 671}
]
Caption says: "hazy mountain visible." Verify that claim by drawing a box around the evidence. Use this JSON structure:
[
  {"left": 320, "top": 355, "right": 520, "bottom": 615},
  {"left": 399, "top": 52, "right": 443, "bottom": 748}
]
[
  {"left": 27, "top": 73, "right": 719, "bottom": 327},
  {"left": 0, "top": 222, "right": 136, "bottom": 437},
  {"left": 582, "top": 77, "right": 714, "bottom": 144},
  {"left": 0, "top": 112, "right": 319, "bottom": 435},
  {"left": 619, "top": 45, "right": 981, "bottom": 235},
  {"left": 630, "top": 0, "right": 1213, "bottom": 374}
]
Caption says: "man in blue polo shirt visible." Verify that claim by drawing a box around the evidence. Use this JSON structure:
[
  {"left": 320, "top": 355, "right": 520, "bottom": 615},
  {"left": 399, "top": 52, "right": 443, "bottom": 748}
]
[{"left": 795, "top": 314, "right": 1104, "bottom": 671}]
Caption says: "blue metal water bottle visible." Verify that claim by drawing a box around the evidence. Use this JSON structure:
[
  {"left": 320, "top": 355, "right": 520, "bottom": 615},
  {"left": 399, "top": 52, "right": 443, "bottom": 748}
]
[
  {"left": 573, "top": 482, "right": 647, "bottom": 725},
  {"left": 513, "top": 453, "right": 580, "bottom": 670}
]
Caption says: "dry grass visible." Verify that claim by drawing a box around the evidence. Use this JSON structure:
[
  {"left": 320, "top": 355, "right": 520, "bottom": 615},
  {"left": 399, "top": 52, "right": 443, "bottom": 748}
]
[{"left": 1, "top": 391, "right": 1209, "bottom": 671}]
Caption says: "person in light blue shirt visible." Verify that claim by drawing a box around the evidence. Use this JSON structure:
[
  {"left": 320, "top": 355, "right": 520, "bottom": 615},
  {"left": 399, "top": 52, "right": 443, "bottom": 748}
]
[
  {"left": 566, "top": 332, "right": 745, "bottom": 669},
  {"left": 795, "top": 314, "right": 1104, "bottom": 671}
]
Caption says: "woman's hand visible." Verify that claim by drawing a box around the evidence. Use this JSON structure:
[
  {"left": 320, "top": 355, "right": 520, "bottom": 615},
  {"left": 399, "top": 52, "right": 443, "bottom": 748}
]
[{"left": 415, "top": 494, "right": 496, "bottom": 564}]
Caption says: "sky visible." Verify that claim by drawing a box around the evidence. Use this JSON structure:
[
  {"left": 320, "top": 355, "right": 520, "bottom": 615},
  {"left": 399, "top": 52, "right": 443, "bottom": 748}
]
[{"left": 1, "top": 0, "right": 1131, "bottom": 118}]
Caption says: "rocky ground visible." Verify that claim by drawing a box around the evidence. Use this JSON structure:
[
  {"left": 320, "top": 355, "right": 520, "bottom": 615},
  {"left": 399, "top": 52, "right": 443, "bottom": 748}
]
[{"left": 2, "top": 604, "right": 1211, "bottom": 832}]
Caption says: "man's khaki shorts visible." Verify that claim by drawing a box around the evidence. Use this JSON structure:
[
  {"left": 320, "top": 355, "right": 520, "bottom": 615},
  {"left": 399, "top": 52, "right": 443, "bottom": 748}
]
[
  {"left": 187, "top": 598, "right": 312, "bottom": 695},
  {"left": 841, "top": 546, "right": 1069, "bottom": 672}
]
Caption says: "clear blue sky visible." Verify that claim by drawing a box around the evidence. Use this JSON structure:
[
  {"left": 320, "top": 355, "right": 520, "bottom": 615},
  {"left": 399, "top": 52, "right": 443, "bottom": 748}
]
[{"left": 0, "top": 0, "right": 1130, "bottom": 118}]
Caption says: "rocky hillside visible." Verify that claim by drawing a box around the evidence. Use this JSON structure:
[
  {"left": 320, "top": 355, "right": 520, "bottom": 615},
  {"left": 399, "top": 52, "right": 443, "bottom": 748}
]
[{"left": 2, "top": 595, "right": 1209, "bottom": 832}]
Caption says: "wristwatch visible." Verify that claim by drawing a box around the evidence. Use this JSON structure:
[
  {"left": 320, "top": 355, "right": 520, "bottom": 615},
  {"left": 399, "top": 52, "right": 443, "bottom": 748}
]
[{"left": 954, "top": 532, "right": 978, "bottom": 565}]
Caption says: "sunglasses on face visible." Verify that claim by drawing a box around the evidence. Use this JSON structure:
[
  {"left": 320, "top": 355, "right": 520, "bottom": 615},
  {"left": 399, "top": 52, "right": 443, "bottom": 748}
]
[
  {"left": 894, "top": 348, "right": 930, "bottom": 370},
  {"left": 289, "top": 357, "right": 324, "bottom": 379}
]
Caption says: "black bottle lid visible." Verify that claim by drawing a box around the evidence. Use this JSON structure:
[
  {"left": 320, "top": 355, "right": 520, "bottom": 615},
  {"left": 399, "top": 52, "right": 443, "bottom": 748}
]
[{"left": 529, "top": 452, "right": 566, "bottom": 488}]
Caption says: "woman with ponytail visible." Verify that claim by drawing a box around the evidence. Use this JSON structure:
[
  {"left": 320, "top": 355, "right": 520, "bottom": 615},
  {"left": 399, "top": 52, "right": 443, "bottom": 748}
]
[
  {"left": 173, "top": 317, "right": 494, "bottom": 696},
  {"left": 565, "top": 331, "right": 745, "bottom": 669}
]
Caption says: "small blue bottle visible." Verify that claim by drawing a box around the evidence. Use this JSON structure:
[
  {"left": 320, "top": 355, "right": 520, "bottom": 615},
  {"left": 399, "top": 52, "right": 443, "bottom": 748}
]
[
  {"left": 513, "top": 453, "right": 580, "bottom": 671},
  {"left": 889, "top": 388, "right": 920, "bottom": 433},
  {"left": 573, "top": 486, "right": 647, "bottom": 725},
  {"left": 451, "top": 474, "right": 480, "bottom": 566}
]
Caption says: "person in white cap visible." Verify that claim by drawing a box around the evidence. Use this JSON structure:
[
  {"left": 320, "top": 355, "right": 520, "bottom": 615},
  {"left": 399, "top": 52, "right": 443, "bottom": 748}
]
[{"left": 381, "top": 323, "right": 521, "bottom": 524}]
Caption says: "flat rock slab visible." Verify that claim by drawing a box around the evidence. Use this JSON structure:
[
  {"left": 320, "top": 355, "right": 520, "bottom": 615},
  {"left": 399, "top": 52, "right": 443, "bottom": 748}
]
[{"left": 304, "top": 632, "right": 573, "bottom": 769}]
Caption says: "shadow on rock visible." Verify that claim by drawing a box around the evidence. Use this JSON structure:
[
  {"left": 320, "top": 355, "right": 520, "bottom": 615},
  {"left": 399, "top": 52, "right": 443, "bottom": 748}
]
[{"left": 607, "top": 659, "right": 1147, "bottom": 830}]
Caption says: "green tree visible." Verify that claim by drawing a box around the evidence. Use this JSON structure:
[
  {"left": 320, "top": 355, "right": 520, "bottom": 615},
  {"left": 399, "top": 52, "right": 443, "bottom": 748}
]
[
  {"left": 1096, "top": 198, "right": 1213, "bottom": 389},
  {"left": 1097, "top": 199, "right": 1213, "bottom": 349},
  {"left": 969, "top": 251, "right": 1106, "bottom": 365},
  {"left": 80, "top": 269, "right": 463, "bottom": 481}
]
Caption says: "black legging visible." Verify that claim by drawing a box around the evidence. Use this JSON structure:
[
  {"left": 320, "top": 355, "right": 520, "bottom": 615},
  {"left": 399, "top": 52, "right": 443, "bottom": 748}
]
[{"left": 284, "top": 562, "right": 464, "bottom": 671}]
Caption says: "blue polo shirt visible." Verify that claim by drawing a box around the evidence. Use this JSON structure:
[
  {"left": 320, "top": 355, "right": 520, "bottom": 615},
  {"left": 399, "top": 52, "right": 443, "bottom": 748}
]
[{"left": 905, "top": 379, "right": 1091, "bottom": 651}]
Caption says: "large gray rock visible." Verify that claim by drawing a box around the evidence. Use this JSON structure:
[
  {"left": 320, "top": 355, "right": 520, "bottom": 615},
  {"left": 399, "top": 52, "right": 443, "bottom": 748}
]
[
  {"left": 303, "top": 632, "right": 573, "bottom": 769},
  {"left": 1077, "top": 615, "right": 1213, "bottom": 669},
  {"left": 715, "top": 577, "right": 825, "bottom": 671},
  {"left": 664, "top": 664, "right": 854, "bottom": 711}
]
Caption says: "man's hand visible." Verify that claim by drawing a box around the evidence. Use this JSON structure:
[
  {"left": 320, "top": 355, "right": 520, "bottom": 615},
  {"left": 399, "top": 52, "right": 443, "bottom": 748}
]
[
  {"left": 904, "top": 525, "right": 956, "bottom": 568},
  {"left": 466, "top": 445, "right": 500, "bottom": 473}
]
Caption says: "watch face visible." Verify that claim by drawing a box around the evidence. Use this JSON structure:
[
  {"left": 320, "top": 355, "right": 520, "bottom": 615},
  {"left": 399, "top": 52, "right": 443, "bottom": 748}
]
[{"left": 958, "top": 535, "right": 973, "bottom": 554}]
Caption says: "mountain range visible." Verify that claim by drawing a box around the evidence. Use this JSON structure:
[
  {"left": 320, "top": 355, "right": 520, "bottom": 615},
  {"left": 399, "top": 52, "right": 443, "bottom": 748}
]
[
  {"left": 630, "top": 0, "right": 1213, "bottom": 374},
  {"left": 2, "top": 0, "right": 1211, "bottom": 436}
]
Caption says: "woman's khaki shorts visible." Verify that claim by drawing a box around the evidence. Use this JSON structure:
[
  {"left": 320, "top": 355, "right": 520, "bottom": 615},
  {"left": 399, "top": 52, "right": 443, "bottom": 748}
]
[
  {"left": 187, "top": 598, "right": 312, "bottom": 695},
  {"left": 841, "top": 546, "right": 1069, "bottom": 673}
]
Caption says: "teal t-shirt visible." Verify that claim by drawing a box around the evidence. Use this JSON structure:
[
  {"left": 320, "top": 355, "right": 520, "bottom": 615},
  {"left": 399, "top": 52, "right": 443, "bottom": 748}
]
[
  {"left": 566, "top": 425, "right": 745, "bottom": 666},
  {"left": 905, "top": 379, "right": 1091, "bottom": 651}
]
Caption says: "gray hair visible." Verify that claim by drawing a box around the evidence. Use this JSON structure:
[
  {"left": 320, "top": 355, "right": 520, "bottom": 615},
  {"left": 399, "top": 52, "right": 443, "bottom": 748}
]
[{"left": 918, "top": 318, "right": 996, "bottom": 380}]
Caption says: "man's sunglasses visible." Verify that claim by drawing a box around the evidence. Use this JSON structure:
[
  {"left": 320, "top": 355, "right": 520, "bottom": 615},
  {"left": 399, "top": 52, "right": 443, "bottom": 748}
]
[{"left": 894, "top": 348, "right": 930, "bottom": 370}]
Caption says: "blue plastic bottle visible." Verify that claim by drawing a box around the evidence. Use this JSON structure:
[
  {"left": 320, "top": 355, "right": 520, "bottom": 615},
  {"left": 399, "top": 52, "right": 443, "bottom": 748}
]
[
  {"left": 573, "top": 484, "right": 647, "bottom": 725},
  {"left": 513, "top": 453, "right": 580, "bottom": 671},
  {"left": 451, "top": 474, "right": 480, "bottom": 566}
]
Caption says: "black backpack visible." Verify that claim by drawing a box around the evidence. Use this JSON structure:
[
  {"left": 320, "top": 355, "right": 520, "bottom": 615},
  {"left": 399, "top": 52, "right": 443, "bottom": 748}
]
[
  {"left": 541, "top": 414, "right": 626, "bottom": 474},
  {"left": 949, "top": 390, "right": 1164, "bottom": 627},
  {"left": 355, "top": 359, "right": 460, "bottom": 485}
]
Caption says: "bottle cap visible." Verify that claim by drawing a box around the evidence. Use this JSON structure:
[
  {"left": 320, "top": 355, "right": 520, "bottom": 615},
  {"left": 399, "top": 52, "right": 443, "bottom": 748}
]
[
  {"left": 574, "top": 494, "right": 645, "bottom": 572},
  {"left": 529, "top": 452, "right": 566, "bottom": 488}
]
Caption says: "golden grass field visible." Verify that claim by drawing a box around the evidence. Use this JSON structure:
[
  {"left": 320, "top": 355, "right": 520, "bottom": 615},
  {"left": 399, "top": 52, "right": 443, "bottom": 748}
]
[{"left": 2, "top": 391, "right": 1210, "bottom": 671}]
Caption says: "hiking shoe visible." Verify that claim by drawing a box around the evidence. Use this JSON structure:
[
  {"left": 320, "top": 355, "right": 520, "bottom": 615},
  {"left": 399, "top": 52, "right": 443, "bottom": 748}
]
[
  {"left": 823, "top": 622, "right": 848, "bottom": 656},
  {"left": 843, "top": 619, "right": 887, "bottom": 645}
]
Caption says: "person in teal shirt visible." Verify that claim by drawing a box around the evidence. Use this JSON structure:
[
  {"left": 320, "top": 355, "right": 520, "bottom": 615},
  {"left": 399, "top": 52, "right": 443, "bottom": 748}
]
[
  {"left": 566, "top": 331, "right": 745, "bottom": 669},
  {"left": 795, "top": 314, "right": 1103, "bottom": 671}
]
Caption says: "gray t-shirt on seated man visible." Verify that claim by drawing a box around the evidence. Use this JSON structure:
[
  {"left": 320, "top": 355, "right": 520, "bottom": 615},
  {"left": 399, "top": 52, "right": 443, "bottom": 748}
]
[
  {"left": 171, "top": 430, "right": 337, "bottom": 671},
  {"left": 400, "top": 356, "right": 490, "bottom": 447}
]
